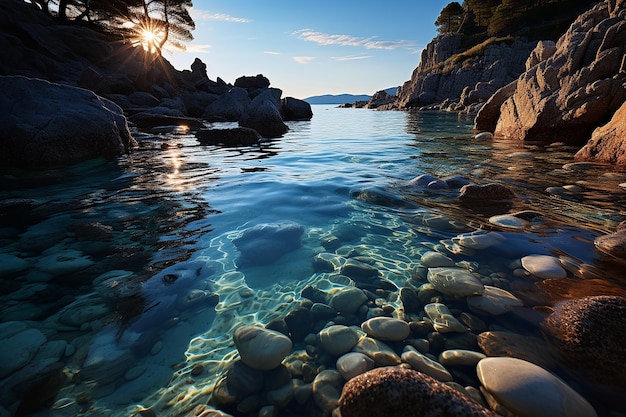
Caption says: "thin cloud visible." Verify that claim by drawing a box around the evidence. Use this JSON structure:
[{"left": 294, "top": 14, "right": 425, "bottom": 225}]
[
  {"left": 293, "top": 56, "right": 316, "bottom": 64},
  {"left": 184, "top": 44, "right": 212, "bottom": 53},
  {"left": 264, "top": 51, "right": 281, "bottom": 55},
  {"left": 333, "top": 55, "right": 373, "bottom": 61},
  {"left": 292, "top": 29, "right": 416, "bottom": 51},
  {"left": 191, "top": 9, "right": 251, "bottom": 23}
]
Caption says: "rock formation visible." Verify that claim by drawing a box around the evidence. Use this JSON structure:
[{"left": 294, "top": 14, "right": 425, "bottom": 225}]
[
  {"left": 490, "top": 0, "right": 625, "bottom": 145},
  {"left": 575, "top": 101, "right": 626, "bottom": 165},
  {"left": 395, "top": 34, "right": 536, "bottom": 112}
]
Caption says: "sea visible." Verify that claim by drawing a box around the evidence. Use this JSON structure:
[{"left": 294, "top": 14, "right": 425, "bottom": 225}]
[{"left": 1, "top": 105, "right": 625, "bottom": 416}]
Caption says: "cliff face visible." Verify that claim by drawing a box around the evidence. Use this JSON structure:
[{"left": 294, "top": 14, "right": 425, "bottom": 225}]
[
  {"left": 395, "top": 35, "right": 536, "bottom": 111},
  {"left": 490, "top": 0, "right": 625, "bottom": 146}
]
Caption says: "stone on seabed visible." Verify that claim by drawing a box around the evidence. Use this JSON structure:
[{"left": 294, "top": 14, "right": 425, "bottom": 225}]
[
  {"left": 233, "top": 326, "right": 292, "bottom": 371},
  {"left": 477, "top": 357, "right": 598, "bottom": 417},
  {"left": 520, "top": 254, "right": 566, "bottom": 279},
  {"left": 339, "top": 367, "right": 496, "bottom": 417}
]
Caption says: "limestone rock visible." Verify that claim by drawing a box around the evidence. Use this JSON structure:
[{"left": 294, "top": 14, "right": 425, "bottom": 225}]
[
  {"left": 233, "top": 326, "right": 293, "bottom": 371},
  {"left": 0, "top": 76, "right": 134, "bottom": 167},
  {"left": 576, "top": 102, "right": 626, "bottom": 166},
  {"left": 493, "top": 1, "right": 626, "bottom": 145},
  {"left": 477, "top": 357, "right": 598, "bottom": 417},
  {"left": 339, "top": 367, "right": 497, "bottom": 417}
]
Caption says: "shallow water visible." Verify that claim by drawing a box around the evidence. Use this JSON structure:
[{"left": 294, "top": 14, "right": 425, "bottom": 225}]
[{"left": 1, "top": 106, "right": 625, "bottom": 416}]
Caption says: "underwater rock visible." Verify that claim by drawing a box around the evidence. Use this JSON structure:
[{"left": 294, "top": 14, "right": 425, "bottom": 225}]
[
  {"left": 521, "top": 255, "right": 566, "bottom": 279},
  {"left": 284, "top": 307, "right": 311, "bottom": 342},
  {"left": 340, "top": 258, "right": 379, "bottom": 281},
  {"left": 233, "top": 326, "right": 293, "bottom": 371},
  {"left": 0, "top": 327, "right": 47, "bottom": 378},
  {"left": 420, "top": 251, "right": 456, "bottom": 268},
  {"left": 328, "top": 287, "right": 367, "bottom": 315},
  {"left": 401, "top": 348, "right": 453, "bottom": 382},
  {"left": 339, "top": 367, "right": 496, "bottom": 417},
  {"left": 312, "top": 369, "right": 343, "bottom": 415},
  {"left": 361, "top": 317, "right": 410, "bottom": 341},
  {"left": 427, "top": 267, "right": 485, "bottom": 296},
  {"left": 196, "top": 127, "right": 261, "bottom": 146},
  {"left": 233, "top": 222, "right": 304, "bottom": 267},
  {"left": 459, "top": 183, "right": 516, "bottom": 202},
  {"left": 467, "top": 286, "right": 523, "bottom": 316},
  {"left": 594, "top": 230, "right": 626, "bottom": 260},
  {"left": 424, "top": 303, "right": 468, "bottom": 333},
  {"left": 319, "top": 325, "right": 361, "bottom": 356},
  {"left": 542, "top": 295, "right": 626, "bottom": 391},
  {"left": 353, "top": 337, "right": 401, "bottom": 366},
  {"left": 439, "top": 349, "right": 486, "bottom": 367},
  {"left": 477, "top": 357, "right": 597, "bottom": 417},
  {"left": 336, "top": 352, "right": 375, "bottom": 380}
]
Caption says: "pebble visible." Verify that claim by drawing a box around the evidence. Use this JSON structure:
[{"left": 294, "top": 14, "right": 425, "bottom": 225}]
[
  {"left": 353, "top": 336, "right": 401, "bottom": 366},
  {"left": 401, "top": 348, "right": 453, "bottom": 382},
  {"left": 438, "top": 349, "right": 486, "bottom": 366},
  {"left": 427, "top": 267, "right": 485, "bottom": 297},
  {"left": 361, "top": 317, "right": 410, "bottom": 341},
  {"left": 475, "top": 132, "right": 493, "bottom": 140},
  {"left": 521, "top": 255, "right": 566, "bottom": 279},
  {"left": 424, "top": 303, "right": 467, "bottom": 333},
  {"left": 328, "top": 287, "right": 367, "bottom": 315},
  {"left": 312, "top": 370, "right": 343, "bottom": 415},
  {"left": 233, "top": 326, "right": 293, "bottom": 371},
  {"left": 477, "top": 357, "right": 598, "bottom": 417},
  {"left": 467, "top": 286, "right": 523, "bottom": 315},
  {"left": 336, "top": 352, "right": 375, "bottom": 380},
  {"left": 339, "top": 258, "right": 379, "bottom": 281},
  {"left": 452, "top": 232, "right": 506, "bottom": 250},
  {"left": 421, "top": 251, "right": 456, "bottom": 268},
  {"left": 488, "top": 214, "right": 529, "bottom": 230},
  {"left": 318, "top": 325, "right": 361, "bottom": 356}
]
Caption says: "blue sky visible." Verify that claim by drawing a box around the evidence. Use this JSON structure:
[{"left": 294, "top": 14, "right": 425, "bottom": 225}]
[{"left": 164, "top": 1, "right": 452, "bottom": 99}]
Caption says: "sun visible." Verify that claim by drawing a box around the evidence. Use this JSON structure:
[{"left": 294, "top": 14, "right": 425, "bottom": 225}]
[{"left": 129, "top": 20, "right": 165, "bottom": 54}]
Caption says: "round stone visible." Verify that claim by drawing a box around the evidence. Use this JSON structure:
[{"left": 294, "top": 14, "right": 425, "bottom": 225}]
[
  {"left": 329, "top": 287, "right": 368, "bottom": 315},
  {"left": 521, "top": 255, "right": 566, "bottom": 279},
  {"left": 467, "top": 286, "right": 523, "bottom": 315},
  {"left": 424, "top": 303, "right": 467, "bottom": 333},
  {"left": 318, "top": 325, "right": 361, "bottom": 356},
  {"left": 477, "top": 357, "right": 598, "bottom": 417},
  {"left": 336, "top": 352, "right": 375, "bottom": 380},
  {"left": 452, "top": 232, "right": 506, "bottom": 250},
  {"left": 421, "top": 251, "right": 456, "bottom": 268},
  {"left": 361, "top": 317, "right": 410, "bottom": 341},
  {"left": 339, "top": 367, "right": 496, "bottom": 417},
  {"left": 427, "top": 267, "right": 485, "bottom": 297},
  {"left": 438, "top": 349, "right": 486, "bottom": 367},
  {"left": 401, "top": 349, "right": 452, "bottom": 382},
  {"left": 353, "top": 337, "right": 401, "bottom": 366},
  {"left": 233, "top": 326, "right": 293, "bottom": 371}
]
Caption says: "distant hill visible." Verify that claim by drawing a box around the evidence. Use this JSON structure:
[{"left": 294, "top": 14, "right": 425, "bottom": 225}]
[{"left": 305, "top": 87, "right": 398, "bottom": 105}]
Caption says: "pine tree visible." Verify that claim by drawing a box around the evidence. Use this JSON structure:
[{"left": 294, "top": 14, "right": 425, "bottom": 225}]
[{"left": 435, "top": 2, "right": 466, "bottom": 34}]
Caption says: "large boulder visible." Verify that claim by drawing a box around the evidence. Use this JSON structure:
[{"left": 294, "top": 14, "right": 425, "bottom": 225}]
[
  {"left": 239, "top": 89, "right": 289, "bottom": 138},
  {"left": 196, "top": 127, "right": 261, "bottom": 146},
  {"left": 493, "top": 0, "right": 626, "bottom": 144},
  {"left": 339, "top": 367, "right": 496, "bottom": 417},
  {"left": 281, "top": 97, "right": 313, "bottom": 121},
  {"left": 0, "top": 76, "right": 135, "bottom": 167},
  {"left": 575, "top": 101, "right": 626, "bottom": 165},
  {"left": 234, "top": 74, "right": 270, "bottom": 90},
  {"left": 203, "top": 87, "right": 250, "bottom": 121}
]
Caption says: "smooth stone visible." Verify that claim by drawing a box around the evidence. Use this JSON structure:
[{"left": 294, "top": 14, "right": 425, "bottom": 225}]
[
  {"left": 353, "top": 336, "right": 401, "bottom": 366},
  {"left": 35, "top": 249, "right": 93, "bottom": 276},
  {"left": 361, "top": 317, "right": 410, "bottom": 341},
  {"left": 475, "top": 132, "right": 493, "bottom": 140},
  {"left": 329, "top": 287, "right": 367, "bottom": 315},
  {"left": 477, "top": 357, "right": 598, "bottom": 417},
  {"left": 477, "top": 331, "right": 558, "bottom": 370},
  {"left": 459, "top": 183, "right": 515, "bottom": 202},
  {"left": 0, "top": 328, "right": 47, "bottom": 378},
  {"left": 0, "top": 253, "right": 30, "bottom": 275},
  {"left": 427, "top": 267, "right": 485, "bottom": 296},
  {"left": 339, "top": 367, "right": 497, "bottom": 417},
  {"left": 233, "top": 222, "right": 304, "bottom": 267},
  {"left": 339, "top": 258, "right": 379, "bottom": 281},
  {"left": 467, "top": 285, "right": 523, "bottom": 315},
  {"left": 594, "top": 230, "right": 626, "bottom": 258},
  {"left": 336, "top": 352, "right": 375, "bottom": 380},
  {"left": 407, "top": 174, "right": 439, "bottom": 187},
  {"left": 401, "top": 349, "right": 453, "bottom": 382},
  {"left": 420, "top": 251, "right": 456, "bottom": 268},
  {"left": 452, "top": 232, "right": 506, "bottom": 250},
  {"left": 312, "top": 370, "right": 343, "bottom": 415},
  {"left": 424, "top": 303, "right": 467, "bottom": 333},
  {"left": 233, "top": 326, "right": 293, "bottom": 371},
  {"left": 312, "top": 252, "right": 342, "bottom": 272},
  {"left": 521, "top": 255, "right": 566, "bottom": 279},
  {"left": 438, "top": 349, "right": 486, "bottom": 366},
  {"left": 318, "top": 325, "right": 361, "bottom": 356},
  {"left": 57, "top": 295, "right": 109, "bottom": 327},
  {"left": 488, "top": 214, "right": 529, "bottom": 229},
  {"left": 267, "top": 380, "right": 295, "bottom": 408}
]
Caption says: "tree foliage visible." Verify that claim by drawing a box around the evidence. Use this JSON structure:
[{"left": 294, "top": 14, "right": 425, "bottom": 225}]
[
  {"left": 435, "top": 2, "right": 466, "bottom": 34},
  {"left": 23, "top": 0, "right": 195, "bottom": 55}
]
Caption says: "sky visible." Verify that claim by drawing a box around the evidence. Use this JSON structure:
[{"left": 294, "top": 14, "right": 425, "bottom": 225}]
[{"left": 163, "top": 1, "right": 452, "bottom": 99}]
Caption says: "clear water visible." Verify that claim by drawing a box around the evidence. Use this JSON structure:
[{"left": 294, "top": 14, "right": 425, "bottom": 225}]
[{"left": 1, "top": 105, "right": 625, "bottom": 416}]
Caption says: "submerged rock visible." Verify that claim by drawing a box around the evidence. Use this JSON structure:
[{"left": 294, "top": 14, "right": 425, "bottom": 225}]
[
  {"left": 233, "top": 222, "right": 304, "bottom": 267},
  {"left": 477, "top": 357, "right": 597, "bottom": 417},
  {"left": 521, "top": 255, "right": 567, "bottom": 279},
  {"left": 196, "top": 127, "right": 261, "bottom": 146},
  {"left": 339, "top": 367, "right": 496, "bottom": 417},
  {"left": 459, "top": 183, "right": 516, "bottom": 202},
  {"left": 233, "top": 326, "right": 293, "bottom": 371}
]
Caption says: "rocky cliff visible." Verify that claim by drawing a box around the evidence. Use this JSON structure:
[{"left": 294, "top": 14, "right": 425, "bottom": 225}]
[
  {"left": 394, "top": 34, "right": 536, "bottom": 112},
  {"left": 472, "top": 0, "right": 625, "bottom": 166}
]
